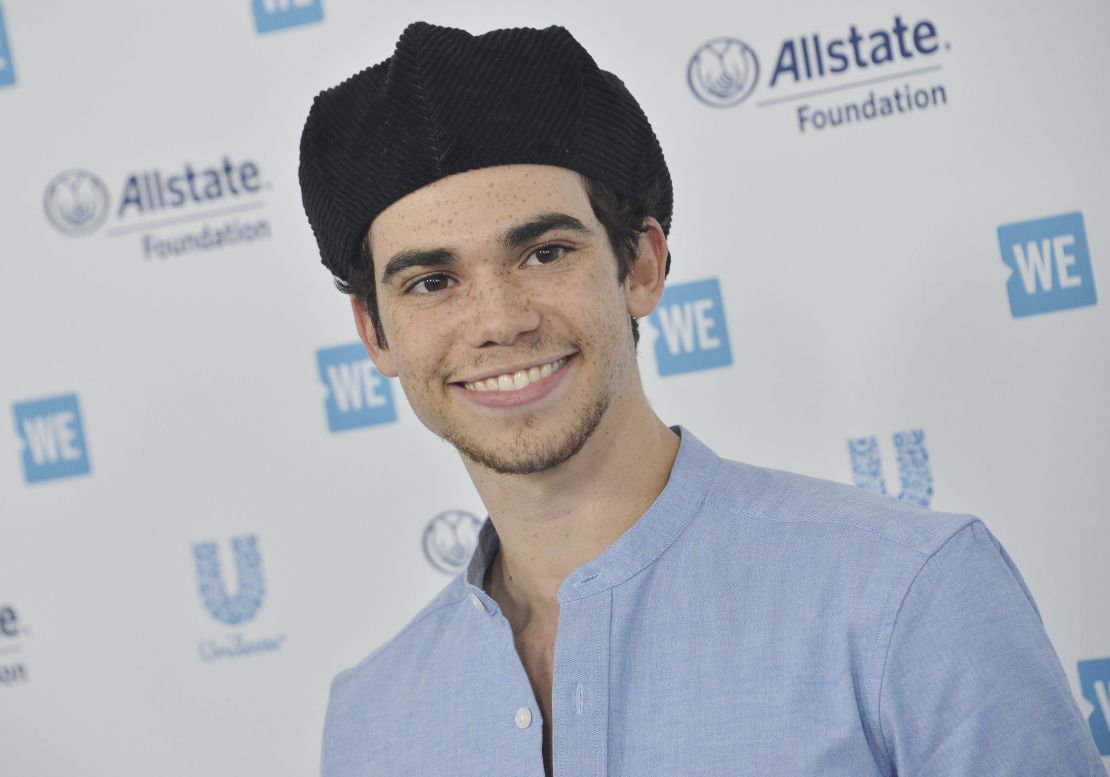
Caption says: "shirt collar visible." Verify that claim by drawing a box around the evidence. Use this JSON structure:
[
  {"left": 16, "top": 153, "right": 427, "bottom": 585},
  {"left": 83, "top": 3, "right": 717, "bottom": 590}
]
[{"left": 464, "top": 425, "right": 721, "bottom": 606}]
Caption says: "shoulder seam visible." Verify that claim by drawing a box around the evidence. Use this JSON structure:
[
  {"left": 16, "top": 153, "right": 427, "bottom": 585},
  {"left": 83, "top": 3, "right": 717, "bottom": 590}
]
[
  {"left": 873, "top": 518, "right": 985, "bottom": 770},
  {"left": 345, "top": 593, "right": 469, "bottom": 677}
]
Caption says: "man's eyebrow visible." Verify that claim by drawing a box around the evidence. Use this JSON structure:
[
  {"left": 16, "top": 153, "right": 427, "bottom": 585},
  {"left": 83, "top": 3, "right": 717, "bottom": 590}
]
[
  {"left": 379, "top": 212, "right": 593, "bottom": 286},
  {"left": 499, "top": 212, "right": 593, "bottom": 249},
  {"left": 380, "top": 248, "right": 459, "bottom": 287}
]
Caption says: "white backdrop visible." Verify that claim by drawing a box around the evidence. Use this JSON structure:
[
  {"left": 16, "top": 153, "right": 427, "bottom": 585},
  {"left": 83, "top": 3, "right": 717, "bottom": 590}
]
[{"left": 2, "top": 0, "right": 1108, "bottom": 774}]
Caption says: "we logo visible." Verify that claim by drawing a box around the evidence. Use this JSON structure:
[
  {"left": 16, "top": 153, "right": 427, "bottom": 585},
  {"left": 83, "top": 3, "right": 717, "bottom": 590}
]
[
  {"left": 0, "top": 3, "right": 15, "bottom": 88},
  {"left": 648, "top": 278, "right": 733, "bottom": 376},
  {"left": 997, "top": 212, "right": 1097, "bottom": 317},
  {"left": 12, "top": 394, "right": 90, "bottom": 484},
  {"left": 847, "top": 429, "right": 933, "bottom": 506},
  {"left": 1078, "top": 658, "right": 1110, "bottom": 755},
  {"left": 316, "top": 343, "right": 396, "bottom": 432},
  {"left": 251, "top": 0, "right": 323, "bottom": 34}
]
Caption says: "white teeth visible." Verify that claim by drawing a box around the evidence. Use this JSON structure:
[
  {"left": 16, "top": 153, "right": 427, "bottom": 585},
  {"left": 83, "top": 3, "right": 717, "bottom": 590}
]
[{"left": 463, "top": 357, "right": 567, "bottom": 393}]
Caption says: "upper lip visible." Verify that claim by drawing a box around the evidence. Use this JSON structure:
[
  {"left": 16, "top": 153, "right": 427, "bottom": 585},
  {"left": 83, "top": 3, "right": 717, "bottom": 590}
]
[{"left": 452, "top": 352, "right": 576, "bottom": 385}]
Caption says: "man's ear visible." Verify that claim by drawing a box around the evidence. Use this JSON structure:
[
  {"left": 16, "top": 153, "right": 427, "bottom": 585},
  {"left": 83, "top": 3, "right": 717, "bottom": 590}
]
[
  {"left": 626, "top": 216, "right": 669, "bottom": 318},
  {"left": 350, "top": 297, "right": 398, "bottom": 378}
]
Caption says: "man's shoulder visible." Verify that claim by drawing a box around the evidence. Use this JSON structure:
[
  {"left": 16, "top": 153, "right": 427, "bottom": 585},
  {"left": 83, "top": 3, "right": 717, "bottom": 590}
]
[
  {"left": 328, "top": 573, "right": 470, "bottom": 703},
  {"left": 705, "top": 452, "right": 979, "bottom": 559}
]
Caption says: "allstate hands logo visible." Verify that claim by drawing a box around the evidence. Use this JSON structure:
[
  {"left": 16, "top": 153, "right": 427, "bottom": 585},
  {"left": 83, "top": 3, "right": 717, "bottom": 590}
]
[
  {"left": 192, "top": 535, "right": 265, "bottom": 625},
  {"left": 43, "top": 170, "right": 110, "bottom": 236},
  {"left": 423, "top": 510, "right": 483, "bottom": 575},
  {"left": 688, "top": 38, "right": 760, "bottom": 108}
]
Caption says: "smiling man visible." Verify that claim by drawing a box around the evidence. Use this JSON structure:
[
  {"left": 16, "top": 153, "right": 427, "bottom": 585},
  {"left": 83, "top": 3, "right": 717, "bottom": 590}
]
[{"left": 299, "top": 21, "right": 1105, "bottom": 777}]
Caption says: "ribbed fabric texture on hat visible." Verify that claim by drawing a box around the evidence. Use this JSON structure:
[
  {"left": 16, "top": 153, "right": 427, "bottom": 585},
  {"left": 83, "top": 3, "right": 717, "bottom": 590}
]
[{"left": 299, "top": 21, "right": 672, "bottom": 283}]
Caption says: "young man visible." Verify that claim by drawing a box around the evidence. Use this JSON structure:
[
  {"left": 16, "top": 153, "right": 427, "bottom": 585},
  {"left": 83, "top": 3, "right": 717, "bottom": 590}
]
[{"left": 299, "top": 21, "right": 1105, "bottom": 777}]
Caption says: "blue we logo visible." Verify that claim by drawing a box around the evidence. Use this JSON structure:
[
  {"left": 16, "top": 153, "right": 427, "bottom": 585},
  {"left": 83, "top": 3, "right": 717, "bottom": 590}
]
[
  {"left": 997, "top": 212, "right": 1097, "bottom": 317},
  {"left": 847, "top": 429, "right": 933, "bottom": 506},
  {"left": 12, "top": 394, "right": 90, "bottom": 484},
  {"left": 316, "top": 343, "right": 396, "bottom": 432},
  {"left": 648, "top": 278, "right": 733, "bottom": 376},
  {"left": 193, "top": 535, "right": 265, "bottom": 626},
  {"left": 0, "top": 4, "right": 15, "bottom": 88},
  {"left": 251, "top": 0, "right": 323, "bottom": 34},
  {"left": 1078, "top": 658, "right": 1110, "bottom": 755}
]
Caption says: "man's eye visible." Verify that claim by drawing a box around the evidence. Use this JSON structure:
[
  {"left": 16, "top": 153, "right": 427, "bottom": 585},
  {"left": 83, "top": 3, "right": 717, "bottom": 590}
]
[
  {"left": 523, "top": 244, "right": 570, "bottom": 266},
  {"left": 406, "top": 273, "right": 455, "bottom": 295}
]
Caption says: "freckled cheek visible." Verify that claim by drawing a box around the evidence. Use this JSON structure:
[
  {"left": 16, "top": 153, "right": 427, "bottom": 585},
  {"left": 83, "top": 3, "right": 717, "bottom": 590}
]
[{"left": 386, "top": 310, "right": 459, "bottom": 385}]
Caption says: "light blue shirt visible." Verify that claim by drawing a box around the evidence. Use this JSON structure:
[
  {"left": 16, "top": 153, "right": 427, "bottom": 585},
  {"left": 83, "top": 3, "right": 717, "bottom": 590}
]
[{"left": 322, "top": 427, "right": 1105, "bottom": 776}]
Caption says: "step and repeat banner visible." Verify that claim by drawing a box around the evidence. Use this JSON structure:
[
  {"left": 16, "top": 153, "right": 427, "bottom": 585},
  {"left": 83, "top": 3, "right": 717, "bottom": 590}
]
[{"left": 2, "top": 0, "right": 1107, "bottom": 773}]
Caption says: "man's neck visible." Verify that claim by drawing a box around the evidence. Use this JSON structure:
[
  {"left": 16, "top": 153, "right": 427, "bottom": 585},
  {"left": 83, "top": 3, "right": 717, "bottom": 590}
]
[{"left": 465, "top": 392, "right": 680, "bottom": 620}]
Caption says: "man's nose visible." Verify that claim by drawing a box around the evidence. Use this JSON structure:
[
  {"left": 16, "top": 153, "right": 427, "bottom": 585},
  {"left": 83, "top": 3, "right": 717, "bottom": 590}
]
[{"left": 464, "top": 269, "right": 541, "bottom": 347}]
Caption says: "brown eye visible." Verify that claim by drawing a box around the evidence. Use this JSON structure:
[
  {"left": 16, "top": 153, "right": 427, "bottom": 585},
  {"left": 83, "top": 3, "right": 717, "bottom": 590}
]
[
  {"left": 524, "top": 244, "right": 570, "bottom": 266},
  {"left": 408, "top": 273, "right": 455, "bottom": 295}
]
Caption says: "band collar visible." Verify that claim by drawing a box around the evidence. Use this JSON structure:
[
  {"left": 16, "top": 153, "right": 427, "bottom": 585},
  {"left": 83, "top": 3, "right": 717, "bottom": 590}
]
[{"left": 464, "top": 425, "right": 722, "bottom": 606}]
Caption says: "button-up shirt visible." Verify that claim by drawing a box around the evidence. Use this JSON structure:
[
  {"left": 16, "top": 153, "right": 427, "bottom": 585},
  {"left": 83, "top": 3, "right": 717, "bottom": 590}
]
[{"left": 322, "top": 427, "right": 1105, "bottom": 776}]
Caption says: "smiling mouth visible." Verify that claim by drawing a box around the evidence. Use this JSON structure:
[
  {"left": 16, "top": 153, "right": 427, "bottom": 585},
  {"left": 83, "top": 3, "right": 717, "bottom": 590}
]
[{"left": 460, "top": 356, "right": 571, "bottom": 393}]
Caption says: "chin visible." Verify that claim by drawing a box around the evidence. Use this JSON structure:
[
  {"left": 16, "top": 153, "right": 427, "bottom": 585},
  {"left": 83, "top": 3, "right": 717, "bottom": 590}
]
[{"left": 446, "top": 395, "right": 611, "bottom": 476}]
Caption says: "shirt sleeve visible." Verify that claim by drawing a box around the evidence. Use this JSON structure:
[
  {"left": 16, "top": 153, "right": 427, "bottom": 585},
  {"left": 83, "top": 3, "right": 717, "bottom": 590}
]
[{"left": 877, "top": 519, "right": 1106, "bottom": 776}]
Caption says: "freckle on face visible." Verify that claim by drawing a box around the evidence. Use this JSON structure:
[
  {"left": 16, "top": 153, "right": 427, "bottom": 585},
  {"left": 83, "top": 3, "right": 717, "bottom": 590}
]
[{"left": 369, "top": 164, "right": 636, "bottom": 474}]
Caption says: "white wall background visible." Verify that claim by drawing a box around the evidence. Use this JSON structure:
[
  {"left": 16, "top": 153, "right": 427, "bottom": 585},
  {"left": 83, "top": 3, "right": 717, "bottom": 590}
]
[{"left": 1, "top": 0, "right": 1107, "bottom": 774}]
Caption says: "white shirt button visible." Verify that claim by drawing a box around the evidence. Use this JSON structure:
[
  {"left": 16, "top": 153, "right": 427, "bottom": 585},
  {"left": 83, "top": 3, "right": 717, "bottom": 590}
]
[
  {"left": 515, "top": 707, "right": 532, "bottom": 729},
  {"left": 468, "top": 592, "right": 485, "bottom": 612}
]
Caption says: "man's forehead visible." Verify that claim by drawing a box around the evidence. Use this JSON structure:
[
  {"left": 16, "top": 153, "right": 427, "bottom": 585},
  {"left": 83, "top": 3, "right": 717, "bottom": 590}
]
[{"left": 368, "top": 164, "right": 591, "bottom": 254}]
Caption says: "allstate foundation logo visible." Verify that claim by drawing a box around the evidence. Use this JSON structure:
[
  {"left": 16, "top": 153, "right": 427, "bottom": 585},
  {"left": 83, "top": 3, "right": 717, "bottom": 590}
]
[
  {"left": 848, "top": 429, "right": 933, "bottom": 506},
  {"left": 192, "top": 535, "right": 265, "bottom": 625},
  {"left": 423, "top": 510, "right": 483, "bottom": 575},
  {"left": 43, "top": 170, "right": 110, "bottom": 236},
  {"left": 688, "top": 38, "right": 760, "bottom": 108},
  {"left": 0, "top": 605, "right": 29, "bottom": 687}
]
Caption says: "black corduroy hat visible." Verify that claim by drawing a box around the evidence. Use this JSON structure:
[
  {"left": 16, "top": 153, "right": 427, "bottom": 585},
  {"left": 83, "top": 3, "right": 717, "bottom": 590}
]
[{"left": 298, "top": 21, "right": 673, "bottom": 284}]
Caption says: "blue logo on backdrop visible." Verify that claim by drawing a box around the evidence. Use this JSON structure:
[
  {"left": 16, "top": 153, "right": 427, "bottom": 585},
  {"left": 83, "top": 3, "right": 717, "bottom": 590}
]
[
  {"left": 423, "top": 510, "right": 483, "bottom": 575},
  {"left": 316, "top": 343, "right": 396, "bottom": 432},
  {"left": 848, "top": 429, "right": 933, "bottom": 506},
  {"left": 0, "top": 4, "right": 16, "bottom": 88},
  {"left": 192, "top": 535, "right": 265, "bottom": 625},
  {"left": 13, "top": 394, "right": 91, "bottom": 484},
  {"left": 252, "top": 0, "right": 323, "bottom": 34},
  {"left": 649, "top": 278, "right": 733, "bottom": 376},
  {"left": 43, "top": 171, "right": 111, "bottom": 236},
  {"left": 1078, "top": 658, "right": 1110, "bottom": 755},
  {"left": 687, "top": 16, "right": 953, "bottom": 135},
  {"left": 688, "top": 38, "right": 760, "bottom": 108},
  {"left": 997, "top": 212, "right": 1097, "bottom": 317}
]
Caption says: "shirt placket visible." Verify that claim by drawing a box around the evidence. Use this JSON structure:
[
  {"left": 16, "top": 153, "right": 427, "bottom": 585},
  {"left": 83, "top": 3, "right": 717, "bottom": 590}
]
[
  {"left": 552, "top": 588, "right": 612, "bottom": 777},
  {"left": 468, "top": 589, "right": 547, "bottom": 776}
]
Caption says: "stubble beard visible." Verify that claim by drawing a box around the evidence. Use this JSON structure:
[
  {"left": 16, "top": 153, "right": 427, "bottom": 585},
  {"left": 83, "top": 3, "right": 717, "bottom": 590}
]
[{"left": 442, "top": 383, "right": 613, "bottom": 475}]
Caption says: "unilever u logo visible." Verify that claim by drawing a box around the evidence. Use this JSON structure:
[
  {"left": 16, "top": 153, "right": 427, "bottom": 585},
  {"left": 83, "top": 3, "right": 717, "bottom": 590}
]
[
  {"left": 423, "top": 511, "right": 483, "bottom": 575},
  {"left": 688, "top": 38, "right": 760, "bottom": 108},
  {"left": 43, "top": 170, "right": 110, "bottom": 236},
  {"left": 848, "top": 429, "right": 933, "bottom": 506},
  {"left": 192, "top": 535, "right": 265, "bottom": 625}
]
